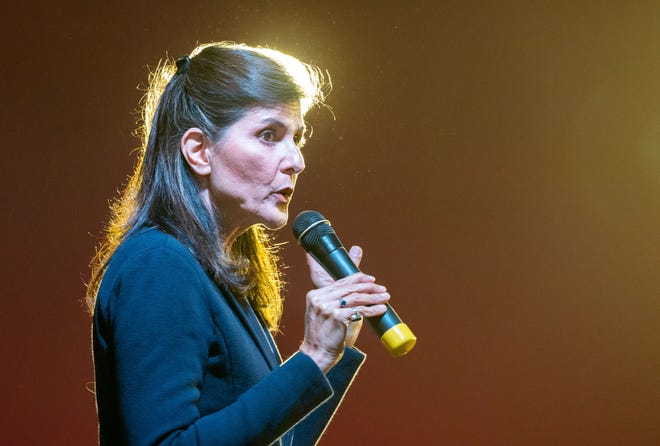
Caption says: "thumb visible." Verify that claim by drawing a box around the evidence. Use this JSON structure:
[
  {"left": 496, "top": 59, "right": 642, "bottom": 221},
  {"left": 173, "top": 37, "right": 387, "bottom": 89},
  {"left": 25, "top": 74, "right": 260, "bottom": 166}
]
[{"left": 348, "top": 245, "right": 363, "bottom": 268}]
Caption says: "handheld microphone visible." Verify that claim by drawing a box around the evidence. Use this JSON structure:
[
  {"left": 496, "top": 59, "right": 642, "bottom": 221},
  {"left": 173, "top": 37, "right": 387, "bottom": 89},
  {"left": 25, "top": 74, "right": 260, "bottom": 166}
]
[{"left": 293, "top": 210, "right": 417, "bottom": 357}]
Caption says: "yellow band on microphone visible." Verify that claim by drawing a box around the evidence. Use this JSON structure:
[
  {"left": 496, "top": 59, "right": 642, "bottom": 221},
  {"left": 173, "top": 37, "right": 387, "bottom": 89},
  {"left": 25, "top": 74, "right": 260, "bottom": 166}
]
[{"left": 380, "top": 323, "right": 417, "bottom": 357}]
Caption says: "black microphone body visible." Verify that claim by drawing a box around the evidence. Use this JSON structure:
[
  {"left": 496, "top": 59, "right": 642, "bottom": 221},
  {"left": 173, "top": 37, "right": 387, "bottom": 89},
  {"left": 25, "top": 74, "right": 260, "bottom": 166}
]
[{"left": 293, "top": 210, "right": 416, "bottom": 357}]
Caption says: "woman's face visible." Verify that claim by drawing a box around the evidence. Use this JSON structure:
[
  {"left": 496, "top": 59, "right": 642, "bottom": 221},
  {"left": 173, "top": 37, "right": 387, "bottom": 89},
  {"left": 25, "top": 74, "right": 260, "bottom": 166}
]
[{"left": 206, "top": 102, "right": 306, "bottom": 234}]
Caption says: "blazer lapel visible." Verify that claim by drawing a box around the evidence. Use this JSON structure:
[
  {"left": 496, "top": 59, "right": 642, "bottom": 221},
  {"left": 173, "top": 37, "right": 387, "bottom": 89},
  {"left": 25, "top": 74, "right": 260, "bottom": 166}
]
[{"left": 221, "top": 285, "right": 281, "bottom": 370}]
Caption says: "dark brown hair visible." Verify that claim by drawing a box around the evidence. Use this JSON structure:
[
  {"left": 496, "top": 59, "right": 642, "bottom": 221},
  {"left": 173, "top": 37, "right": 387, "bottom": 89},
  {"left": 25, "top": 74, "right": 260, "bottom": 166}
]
[{"left": 86, "top": 42, "right": 327, "bottom": 331}]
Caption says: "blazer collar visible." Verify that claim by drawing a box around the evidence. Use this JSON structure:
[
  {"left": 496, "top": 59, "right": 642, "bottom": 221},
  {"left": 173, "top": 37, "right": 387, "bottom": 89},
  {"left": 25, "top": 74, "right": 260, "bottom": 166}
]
[{"left": 221, "top": 285, "right": 282, "bottom": 369}]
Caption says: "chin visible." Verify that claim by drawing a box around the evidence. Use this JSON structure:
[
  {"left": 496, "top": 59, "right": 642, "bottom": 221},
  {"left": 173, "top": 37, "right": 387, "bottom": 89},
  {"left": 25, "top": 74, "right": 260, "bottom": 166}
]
[{"left": 261, "top": 208, "right": 289, "bottom": 230}]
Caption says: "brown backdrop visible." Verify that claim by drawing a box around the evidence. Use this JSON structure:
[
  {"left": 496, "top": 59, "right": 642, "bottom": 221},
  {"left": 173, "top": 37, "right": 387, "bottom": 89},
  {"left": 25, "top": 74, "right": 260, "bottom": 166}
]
[{"left": 2, "top": 1, "right": 659, "bottom": 444}]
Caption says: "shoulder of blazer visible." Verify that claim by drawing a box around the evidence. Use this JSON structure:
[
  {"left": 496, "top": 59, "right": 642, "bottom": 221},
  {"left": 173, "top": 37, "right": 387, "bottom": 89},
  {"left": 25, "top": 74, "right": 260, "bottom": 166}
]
[{"left": 116, "top": 226, "right": 194, "bottom": 260}]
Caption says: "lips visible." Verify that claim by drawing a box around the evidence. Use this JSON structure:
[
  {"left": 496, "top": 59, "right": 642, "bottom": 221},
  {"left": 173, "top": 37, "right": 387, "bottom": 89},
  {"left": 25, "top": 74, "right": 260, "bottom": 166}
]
[{"left": 273, "top": 187, "right": 293, "bottom": 203}]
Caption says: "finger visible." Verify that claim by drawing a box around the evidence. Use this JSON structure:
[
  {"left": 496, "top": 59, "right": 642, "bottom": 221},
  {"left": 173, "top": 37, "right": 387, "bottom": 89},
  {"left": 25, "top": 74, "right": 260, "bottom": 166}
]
[
  {"left": 335, "top": 304, "right": 387, "bottom": 325},
  {"left": 333, "top": 272, "right": 376, "bottom": 286},
  {"left": 348, "top": 245, "right": 363, "bottom": 268},
  {"left": 307, "top": 287, "right": 389, "bottom": 322},
  {"left": 336, "top": 291, "right": 391, "bottom": 309},
  {"left": 312, "top": 291, "right": 389, "bottom": 325},
  {"left": 306, "top": 253, "right": 334, "bottom": 288},
  {"left": 308, "top": 280, "right": 387, "bottom": 305},
  {"left": 306, "top": 253, "right": 325, "bottom": 276},
  {"left": 363, "top": 303, "right": 389, "bottom": 317}
]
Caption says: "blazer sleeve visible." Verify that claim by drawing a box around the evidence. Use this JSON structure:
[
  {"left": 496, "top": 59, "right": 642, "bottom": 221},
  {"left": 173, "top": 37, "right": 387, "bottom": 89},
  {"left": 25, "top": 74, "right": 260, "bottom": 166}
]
[
  {"left": 96, "top": 243, "right": 335, "bottom": 446},
  {"left": 290, "top": 347, "right": 366, "bottom": 445}
]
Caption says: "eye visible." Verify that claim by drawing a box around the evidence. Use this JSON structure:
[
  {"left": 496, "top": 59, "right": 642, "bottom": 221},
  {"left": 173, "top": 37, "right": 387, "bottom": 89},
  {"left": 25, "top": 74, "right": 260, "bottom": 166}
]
[{"left": 259, "top": 129, "right": 277, "bottom": 143}]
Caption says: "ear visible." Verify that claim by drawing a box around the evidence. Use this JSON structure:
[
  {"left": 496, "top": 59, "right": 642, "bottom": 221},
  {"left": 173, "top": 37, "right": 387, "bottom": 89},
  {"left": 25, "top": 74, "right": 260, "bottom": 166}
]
[{"left": 180, "top": 128, "right": 211, "bottom": 176}]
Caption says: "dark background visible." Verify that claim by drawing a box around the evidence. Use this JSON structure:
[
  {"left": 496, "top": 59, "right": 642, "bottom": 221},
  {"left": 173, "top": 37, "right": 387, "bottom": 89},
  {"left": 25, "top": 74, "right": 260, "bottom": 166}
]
[{"left": 2, "top": 1, "right": 659, "bottom": 444}]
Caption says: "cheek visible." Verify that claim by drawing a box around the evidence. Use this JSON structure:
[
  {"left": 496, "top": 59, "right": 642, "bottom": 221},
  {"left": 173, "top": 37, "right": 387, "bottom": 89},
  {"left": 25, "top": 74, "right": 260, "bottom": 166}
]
[
  {"left": 214, "top": 153, "right": 277, "bottom": 195},
  {"left": 234, "top": 160, "right": 276, "bottom": 187},
  {"left": 235, "top": 151, "right": 282, "bottom": 183}
]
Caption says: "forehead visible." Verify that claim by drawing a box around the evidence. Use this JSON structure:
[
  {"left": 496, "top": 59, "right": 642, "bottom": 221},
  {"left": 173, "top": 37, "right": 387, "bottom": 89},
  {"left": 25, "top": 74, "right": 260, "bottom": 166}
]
[{"left": 240, "top": 102, "right": 305, "bottom": 131}]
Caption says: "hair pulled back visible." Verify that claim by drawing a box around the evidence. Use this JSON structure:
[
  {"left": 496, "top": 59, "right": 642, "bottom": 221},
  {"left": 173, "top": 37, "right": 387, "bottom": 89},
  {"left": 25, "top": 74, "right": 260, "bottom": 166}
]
[{"left": 87, "top": 42, "right": 328, "bottom": 331}]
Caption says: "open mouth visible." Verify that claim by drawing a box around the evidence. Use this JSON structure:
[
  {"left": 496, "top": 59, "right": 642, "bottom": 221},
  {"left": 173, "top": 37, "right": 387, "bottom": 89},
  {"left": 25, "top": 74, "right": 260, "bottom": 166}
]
[{"left": 274, "top": 187, "right": 293, "bottom": 202}]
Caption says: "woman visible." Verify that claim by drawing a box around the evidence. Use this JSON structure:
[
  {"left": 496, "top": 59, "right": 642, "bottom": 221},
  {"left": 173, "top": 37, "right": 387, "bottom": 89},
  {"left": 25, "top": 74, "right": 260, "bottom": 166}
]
[{"left": 87, "top": 42, "right": 390, "bottom": 445}]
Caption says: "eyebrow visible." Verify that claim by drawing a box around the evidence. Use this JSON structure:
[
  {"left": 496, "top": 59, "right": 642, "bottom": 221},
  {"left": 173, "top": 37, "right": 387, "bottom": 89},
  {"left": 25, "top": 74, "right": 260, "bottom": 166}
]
[{"left": 259, "top": 117, "right": 306, "bottom": 134}]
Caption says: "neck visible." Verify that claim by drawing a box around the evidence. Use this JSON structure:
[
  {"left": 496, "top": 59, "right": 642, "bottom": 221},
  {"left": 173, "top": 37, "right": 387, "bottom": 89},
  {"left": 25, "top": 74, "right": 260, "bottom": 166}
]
[
  {"left": 222, "top": 225, "right": 249, "bottom": 250},
  {"left": 197, "top": 187, "right": 248, "bottom": 249}
]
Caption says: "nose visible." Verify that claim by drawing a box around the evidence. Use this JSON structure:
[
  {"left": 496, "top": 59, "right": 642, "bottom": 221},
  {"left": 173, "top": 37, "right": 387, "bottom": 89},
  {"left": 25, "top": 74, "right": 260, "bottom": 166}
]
[{"left": 281, "top": 140, "right": 305, "bottom": 174}]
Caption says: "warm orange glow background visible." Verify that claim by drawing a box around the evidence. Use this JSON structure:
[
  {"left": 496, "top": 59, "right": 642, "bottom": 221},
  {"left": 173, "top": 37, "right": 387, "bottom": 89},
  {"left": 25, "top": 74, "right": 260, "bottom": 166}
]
[{"left": 2, "top": 2, "right": 659, "bottom": 444}]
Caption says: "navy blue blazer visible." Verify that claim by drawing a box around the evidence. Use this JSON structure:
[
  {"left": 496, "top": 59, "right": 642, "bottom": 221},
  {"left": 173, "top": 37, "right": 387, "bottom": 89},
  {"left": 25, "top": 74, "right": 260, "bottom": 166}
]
[{"left": 93, "top": 227, "right": 366, "bottom": 445}]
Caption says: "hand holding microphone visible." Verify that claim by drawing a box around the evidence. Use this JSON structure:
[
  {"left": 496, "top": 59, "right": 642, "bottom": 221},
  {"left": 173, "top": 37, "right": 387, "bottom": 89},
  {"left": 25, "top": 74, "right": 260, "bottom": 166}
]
[{"left": 293, "top": 210, "right": 417, "bottom": 357}]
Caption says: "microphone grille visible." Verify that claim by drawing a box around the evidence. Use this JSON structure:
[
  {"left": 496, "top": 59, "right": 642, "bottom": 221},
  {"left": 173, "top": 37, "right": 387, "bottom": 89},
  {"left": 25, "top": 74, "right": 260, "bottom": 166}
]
[{"left": 292, "top": 210, "right": 333, "bottom": 248}]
